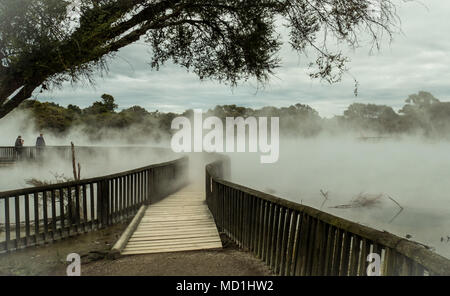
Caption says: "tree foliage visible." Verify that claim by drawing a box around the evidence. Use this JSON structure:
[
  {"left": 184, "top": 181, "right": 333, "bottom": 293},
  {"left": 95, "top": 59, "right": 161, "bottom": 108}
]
[{"left": 0, "top": 0, "right": 400, "bottom": 119}]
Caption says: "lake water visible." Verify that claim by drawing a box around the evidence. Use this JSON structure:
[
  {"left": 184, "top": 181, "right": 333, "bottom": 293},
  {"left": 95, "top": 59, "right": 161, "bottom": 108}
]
[{"left": 227, "top": 137, "right": 450, "bottom": 259}]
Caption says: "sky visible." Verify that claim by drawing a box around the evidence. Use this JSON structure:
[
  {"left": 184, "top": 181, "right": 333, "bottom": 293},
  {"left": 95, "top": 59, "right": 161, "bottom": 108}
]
[{"left": 37, "top": 0, "right": 450, "bottom": 118}]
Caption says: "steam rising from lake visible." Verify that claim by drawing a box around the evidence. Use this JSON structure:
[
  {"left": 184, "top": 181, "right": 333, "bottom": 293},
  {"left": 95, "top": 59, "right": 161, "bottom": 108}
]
[
  {"left": 0, "top": 148, "right": 178, "bottom": 191},
  {"left": 226, "top": 136, "right": 450, "bottom": 259},
  {"left": 2, "top": 109, "right": 450, "bottom": 259},
  {"left": 0, "top": 110, "right": 176, "bottom": 191}
]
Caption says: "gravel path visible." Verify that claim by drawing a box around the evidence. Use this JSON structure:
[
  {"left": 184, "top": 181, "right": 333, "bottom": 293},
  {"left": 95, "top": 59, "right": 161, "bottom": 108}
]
[
  {"left": 0, "top": 225, "right": 273, "bottom": 276},
  {"left": 81, "top": 249, "right": 272, "bottom": 276}
]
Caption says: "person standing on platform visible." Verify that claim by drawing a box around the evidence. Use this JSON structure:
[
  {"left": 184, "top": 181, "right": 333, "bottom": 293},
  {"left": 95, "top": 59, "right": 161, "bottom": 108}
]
[
  {"left": 14, "top": 135, "right": 24, "bottom": 160},
  {"left": 36, "top": 133, "right": 46, "bottom": 159}
]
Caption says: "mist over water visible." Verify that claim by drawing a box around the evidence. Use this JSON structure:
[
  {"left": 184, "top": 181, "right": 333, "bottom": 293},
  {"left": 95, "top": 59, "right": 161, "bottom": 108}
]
[
  {"left": 0, "top": 109, "right": 172, "bottom": 147},
  {"left": 2, "top": 109, "right": 450, "bottom": 259},
  {"left": 0, "top": 148, "right": 178, "bottom": 191},
  {"left": 226, "top": 136, "right": 450, "bottom": 259},
  {"left": 0, "top": 110, "right": 176, "bottom": 191}
]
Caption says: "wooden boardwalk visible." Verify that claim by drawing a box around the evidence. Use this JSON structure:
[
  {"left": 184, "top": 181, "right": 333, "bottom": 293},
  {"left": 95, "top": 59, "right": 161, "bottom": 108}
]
[{"left": 121, "top": 185, "right": 222, "bottom": 255}]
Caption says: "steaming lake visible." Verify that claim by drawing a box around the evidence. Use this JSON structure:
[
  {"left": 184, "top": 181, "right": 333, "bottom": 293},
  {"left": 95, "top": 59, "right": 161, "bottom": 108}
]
[
  {"left": 2, "top": 138, "right": 450, "bottom": 260},
  {"left": 227, "top": 137, "right": 450, "bottom": 259},
  {"left": 0, "top": 147, "right": 178, "bottom": 191}
]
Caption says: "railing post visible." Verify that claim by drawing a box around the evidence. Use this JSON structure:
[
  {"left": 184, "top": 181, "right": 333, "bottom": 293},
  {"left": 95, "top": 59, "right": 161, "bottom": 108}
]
[
  {"left": 153, "top": 168, "right": 160, "bottom": 202},
  {"left": 217, "top": 184, "right": 223, "bottom": 233},
  {"left": 205, "top": 168, "right": 211, "bottom": 208},
  {"left": 97, "top": 180, "right": 110, "bottom": 228},
  {"left": 146, "top": 169, "right": 154, "bottom": 205}
]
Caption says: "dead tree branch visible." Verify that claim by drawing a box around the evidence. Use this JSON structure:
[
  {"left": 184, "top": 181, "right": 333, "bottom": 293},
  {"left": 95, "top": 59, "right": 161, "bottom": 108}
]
[
  {"left": 387, "top": 195, "right": 404, "bottom": 223},
  {"left": 320, "top": 189, "right": 329, "bottom": 209}
]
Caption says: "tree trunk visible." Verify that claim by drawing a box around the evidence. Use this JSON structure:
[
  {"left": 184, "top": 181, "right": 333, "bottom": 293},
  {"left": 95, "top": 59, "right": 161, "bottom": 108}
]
[{"left": 0, "top": 80, "right": 42, "bottom": 119}]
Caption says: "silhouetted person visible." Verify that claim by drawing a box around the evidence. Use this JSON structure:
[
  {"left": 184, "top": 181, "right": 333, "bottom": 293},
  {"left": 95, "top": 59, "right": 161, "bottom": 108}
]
[
  {"left": 36, "top": 133, "right": 46, "bottom": 159},
  {"left": 14, "top": 135, "right": 24, "bottom": 160},
  {"left": 36, "top": 133, "right": 46, "bottom": 147}
]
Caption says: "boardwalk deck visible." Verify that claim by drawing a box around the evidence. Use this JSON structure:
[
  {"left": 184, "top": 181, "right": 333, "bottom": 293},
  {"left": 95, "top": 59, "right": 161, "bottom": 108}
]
[{"left": 121, "top": 185, "right": 222, "bottom": 255}]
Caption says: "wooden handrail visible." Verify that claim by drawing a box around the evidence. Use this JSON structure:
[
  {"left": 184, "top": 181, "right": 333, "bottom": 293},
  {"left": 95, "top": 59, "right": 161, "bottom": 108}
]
[
  {"left": 0, "top": 157, "right": 187, "bottom": 198},
  {"left": 205, "top": 159, "right": 450, "bottom": 276},
  {"left": 0, "top": 146, "right": 189, "bottom": 253}
]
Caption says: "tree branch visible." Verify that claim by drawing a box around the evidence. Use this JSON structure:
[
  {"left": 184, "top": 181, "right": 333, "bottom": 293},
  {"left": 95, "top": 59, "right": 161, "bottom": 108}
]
[{"left": 0, "top": 78, "right": 43, "bottom": 119}]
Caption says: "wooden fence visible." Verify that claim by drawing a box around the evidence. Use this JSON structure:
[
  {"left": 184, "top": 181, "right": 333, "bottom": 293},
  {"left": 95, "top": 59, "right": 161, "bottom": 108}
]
[
  {"left": 0, "top": 146, "right": 188, "bottom": 253},
  {"left": 0, "top": 146, "right": 17, "bottom": 161},
  {"left": 206, "top": 159, "right": 450, "bottom": 276},
  {"left": 0, "top": 146, "right": 132, "bottom": 162}
]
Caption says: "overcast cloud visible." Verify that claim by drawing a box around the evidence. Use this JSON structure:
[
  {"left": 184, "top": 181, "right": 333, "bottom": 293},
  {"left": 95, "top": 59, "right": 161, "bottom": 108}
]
[{"left": 37, "top": 0, "right": 450, "bottom": 118}]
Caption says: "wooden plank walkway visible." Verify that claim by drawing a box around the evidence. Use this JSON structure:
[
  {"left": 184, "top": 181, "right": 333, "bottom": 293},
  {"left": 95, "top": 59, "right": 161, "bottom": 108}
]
[{"left": 121, "top": 185, "right": 222, "bottom": 255}]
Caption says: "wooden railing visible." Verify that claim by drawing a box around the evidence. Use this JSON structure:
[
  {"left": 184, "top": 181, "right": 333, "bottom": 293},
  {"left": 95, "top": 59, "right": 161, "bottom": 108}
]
[
  {"left": 206, "top": 159, "right": 450, "bottom": 276},
  {"left": 0, "top": 146, "right": 17, "bottom": 161},
  {"left": 0, "top": 147, "right": 188, "bottom": 253},
  {"left": 0, "top": 146, "right": 149, "bottom": 162},
  {"left": 0, "top": 146, "right": 82, "bottom": 162}
]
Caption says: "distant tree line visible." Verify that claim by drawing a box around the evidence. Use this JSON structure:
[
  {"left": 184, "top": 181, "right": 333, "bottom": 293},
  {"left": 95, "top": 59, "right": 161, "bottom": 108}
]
[
  {"left": 16, "top": 91, "right": 450, "bottom": 142},
  {"left": 336, "top": 91, "right": 450, "bottom": 137}
]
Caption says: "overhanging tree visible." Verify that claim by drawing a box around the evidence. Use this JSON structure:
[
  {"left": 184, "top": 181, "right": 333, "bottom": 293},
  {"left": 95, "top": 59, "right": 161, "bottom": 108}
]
[{"left": 0, "top": 0, "right": 400, "bottom": 119}]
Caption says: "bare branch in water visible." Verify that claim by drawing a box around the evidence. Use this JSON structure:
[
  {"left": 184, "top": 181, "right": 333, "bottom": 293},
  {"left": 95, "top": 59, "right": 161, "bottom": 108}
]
[
  {"left": 387, "top": 195, "right": 404, "bottom": 223},
  {"left": 71, "top": 142, "right": 77, "bottom": 180},
  {"left": 320, "top": 189, "right": 329, "bottom": 209},
  {"left": 330, "top": 193, "right": 383, "bottom": 209}
]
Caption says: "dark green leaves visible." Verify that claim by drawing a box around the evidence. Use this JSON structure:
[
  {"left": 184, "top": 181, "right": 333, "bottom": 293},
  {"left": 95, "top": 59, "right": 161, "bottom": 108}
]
[{"left": 0, "top": 0, "right": 399, "bottom": 119}]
